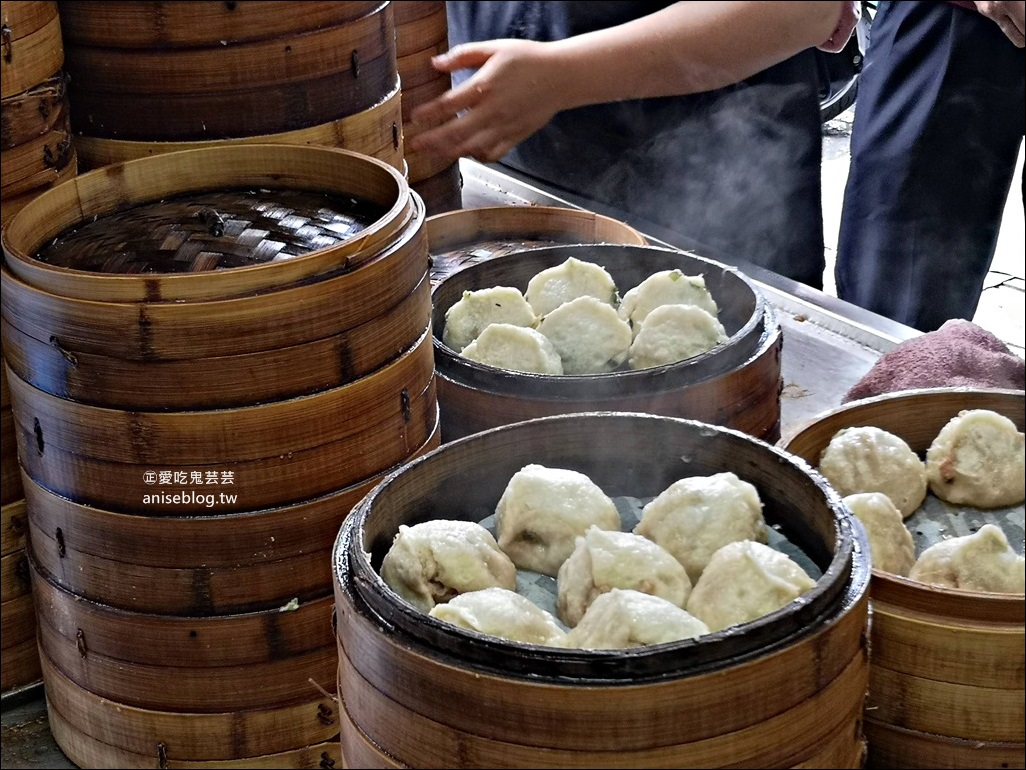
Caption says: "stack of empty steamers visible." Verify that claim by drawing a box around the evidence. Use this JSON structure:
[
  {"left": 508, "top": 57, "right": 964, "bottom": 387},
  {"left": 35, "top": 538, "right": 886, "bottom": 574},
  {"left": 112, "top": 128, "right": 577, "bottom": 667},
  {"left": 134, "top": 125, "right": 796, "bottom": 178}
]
[
  {"left": 1, "top": 0, "right": 77, "bottom": 696},
  {"left": 0, "top": 139, "right": 437, "bottom": 766},
  {"left": 58, "top": 0, "right": 405, "bottom": 173}
]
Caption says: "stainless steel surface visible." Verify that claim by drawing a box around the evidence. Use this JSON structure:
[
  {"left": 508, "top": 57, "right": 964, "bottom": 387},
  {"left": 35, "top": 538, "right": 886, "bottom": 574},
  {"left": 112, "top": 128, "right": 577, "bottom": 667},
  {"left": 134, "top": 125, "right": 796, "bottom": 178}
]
[
  {"left": 1, "top": 159, "right": 921, "bottom": 767},
  {"left": 460, "top": 159, "right": 920, "bottom": 435}
]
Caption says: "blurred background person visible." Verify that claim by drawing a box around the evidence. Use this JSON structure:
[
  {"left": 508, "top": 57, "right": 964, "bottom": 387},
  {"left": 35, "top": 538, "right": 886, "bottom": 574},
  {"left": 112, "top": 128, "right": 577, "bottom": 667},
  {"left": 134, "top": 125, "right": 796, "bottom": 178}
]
[{"left": 836, "top": 0, "right": 1025, "bottom": 332}]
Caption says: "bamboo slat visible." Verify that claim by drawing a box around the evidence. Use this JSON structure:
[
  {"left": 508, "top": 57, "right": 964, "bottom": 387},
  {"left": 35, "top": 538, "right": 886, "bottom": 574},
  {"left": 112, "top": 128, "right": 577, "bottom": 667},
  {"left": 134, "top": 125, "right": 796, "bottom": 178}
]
[
  {"left": 57, "top": 0, "right": 380, "bottom": 47},
  {"left": 74, "top": 82, "right": 404, "bottom": 172},
  {"left": 781, "top": 387, "right": 1025, "bottom": 767},
  {"left": 0, "top": 74, "right": 66, "bottom": 150},
  {"left": 15, "top": 387, "right": 438, "bottom": 514},
  {"left": 0, "top": 499, "right": 27, "bottom": 556},
  {"left": 0, "top": 12, "right": 62, "bottom": 98},
  {"left": 0, "top": 635, "right": 40, "bottom": 691},
  {"left": 3, "top": 145, "right": 412, "bottom": 302},
  {"left": 7, "top": 327, "right": 434, "bottom": 464},
  {"left": 0, "top": 223, "right": 427, "bottom": 361},
  {"left": 41, "top": 654, "right": 341, "bottom": 760}
]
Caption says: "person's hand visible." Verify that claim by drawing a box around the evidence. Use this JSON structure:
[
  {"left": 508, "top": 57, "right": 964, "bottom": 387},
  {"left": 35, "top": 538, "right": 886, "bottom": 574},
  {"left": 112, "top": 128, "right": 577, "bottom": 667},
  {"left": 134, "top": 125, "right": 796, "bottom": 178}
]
[
  {"left": 408, "top": 40, "right": 566, "bottom": 164},
  {"left": 974, "top": 1, "right": 1025, "bottom": 46}
]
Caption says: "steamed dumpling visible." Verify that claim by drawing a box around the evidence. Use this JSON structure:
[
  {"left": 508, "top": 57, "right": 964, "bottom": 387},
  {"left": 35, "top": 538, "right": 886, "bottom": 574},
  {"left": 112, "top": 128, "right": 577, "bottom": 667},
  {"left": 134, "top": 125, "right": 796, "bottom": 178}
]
[
  {"left": 525, "top": 257, "right": 617, "bottom": 317},
  {"left": 564, "top": 588, "right": 709, "bottom": 649},
  {"left": 618, "top": 269, "right": 719, "bottom": 336},
  {"left": 634, "top": 472, "right": 767, "bottom": 582},
  {"left": 909, "top": 524, "right": 1025, "bottom": 594},
  {"left": 428, "top": 587, "right": 567, "bottom": 646},
  {"left": 442, "top": 286, "right": 537, "bottom": 352},
  {"left": 627, "top": 304, "right": 728, "bottom": 370},
  {"left": 818, "top": 426, "right": 927, "bottom": 519},
  {"left": 380, "top": 520, "right": 517, "bottom": 613},
  {"left": 842, "top": 492, "right": 916, "bottom": 576},
  {"left": 925, "top": 409, "right": 1025, "bottom": 508},
  {"left": 460, "top": 323, "right": 563, "bottom": 374},
  {"left": 556, "top": 526, "right": 692, "bottom": 627},
  {"left": 537, "top": 296, "right": 632, "bottom": 374},
  {"left": 496, "top": 464, "right": 621, "bottom": 576},
  {"left": 687, "top": 540, "right": 817, "bottom": 631}
]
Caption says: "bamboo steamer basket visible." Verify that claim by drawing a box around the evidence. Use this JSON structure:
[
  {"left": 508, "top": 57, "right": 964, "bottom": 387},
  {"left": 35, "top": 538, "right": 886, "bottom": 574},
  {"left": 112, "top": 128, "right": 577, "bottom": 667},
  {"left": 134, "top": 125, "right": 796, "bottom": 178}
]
[
  {"left": 426, "top": 203, "right": 648, "bottom": 284},
  {"left": 333, "top": 412, "right": 871, "bottom": 768},
  {"left": 0, "top": 148, "right": 76, "bottom": 227},
  {"left": 0, "top": 403, "right": 21, "bottom": 505},
  {"left": 781, "top": 387, "right": 1025, "bottom": 769},
  {"left": 0, "top": 2, "right": 62, "bottom": 99},
  {"left": 1, "top": 144, "right": 413, "bottom": 302},
  {"left": 73, "top": 81, "right": 405, "bottom": 173},
  {"left": 432, "top": 243, "right": 783, "bottom": 442},
  {"left": 62, "top": 2, "right": 397, "bottom": 140}
]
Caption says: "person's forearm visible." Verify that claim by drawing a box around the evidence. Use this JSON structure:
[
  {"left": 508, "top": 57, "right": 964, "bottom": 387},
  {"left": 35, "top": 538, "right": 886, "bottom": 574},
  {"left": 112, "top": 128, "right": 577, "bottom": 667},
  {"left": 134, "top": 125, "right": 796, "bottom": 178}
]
[{"left": 548, "top": 1, "right": 844, "bottom": 108}]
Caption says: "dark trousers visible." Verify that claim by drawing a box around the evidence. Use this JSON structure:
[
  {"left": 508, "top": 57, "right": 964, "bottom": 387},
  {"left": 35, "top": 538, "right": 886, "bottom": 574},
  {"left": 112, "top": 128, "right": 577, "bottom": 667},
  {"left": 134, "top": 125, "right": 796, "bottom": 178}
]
[{"left": 836, "top": 0, "right": 1025, "bottom": 332}]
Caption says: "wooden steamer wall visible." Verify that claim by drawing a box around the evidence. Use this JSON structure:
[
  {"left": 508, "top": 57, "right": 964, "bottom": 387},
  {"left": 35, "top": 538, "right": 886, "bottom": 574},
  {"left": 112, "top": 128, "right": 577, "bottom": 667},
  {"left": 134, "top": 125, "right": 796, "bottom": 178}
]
[
  {"left": 0, "top": 145, "right": 438, "bottom": 768},
  {"left": 1, "top": 0, "right": 77, "bottom": 695},
  {"left": 57, "top": 0, "right": 404, "bottom": 172}
]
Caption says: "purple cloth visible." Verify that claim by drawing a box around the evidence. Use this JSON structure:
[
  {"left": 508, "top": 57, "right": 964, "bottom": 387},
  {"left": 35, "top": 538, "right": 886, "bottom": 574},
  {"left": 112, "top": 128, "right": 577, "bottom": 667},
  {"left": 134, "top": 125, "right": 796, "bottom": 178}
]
[{"left": 844, "top": 320, "right": 1025, "bottom": 403}]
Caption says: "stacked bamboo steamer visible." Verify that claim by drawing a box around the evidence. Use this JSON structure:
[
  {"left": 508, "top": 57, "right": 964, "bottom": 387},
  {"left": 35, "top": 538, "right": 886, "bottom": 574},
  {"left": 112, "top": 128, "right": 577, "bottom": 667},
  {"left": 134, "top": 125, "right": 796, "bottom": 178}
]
[
  {"left": 0, "top": 144, "right": 439, "bottom": 768},
  {"left": 783, "top": 389, "right": 1025, "bottom": 769},
  {"left": 395, "top": 1, "right": 462, "bottom": 214},
  {"left": 57, "top": 1, "right": 404, "bottom": 172},
  {"left": 335, "top": 413, "right": 872, "bottom": 768},
  {"left": 1, "top": 1, "right": 77, "bottom": 226},
  {"left": 1, "top": 0, "right": 75, "bottom": 695}
]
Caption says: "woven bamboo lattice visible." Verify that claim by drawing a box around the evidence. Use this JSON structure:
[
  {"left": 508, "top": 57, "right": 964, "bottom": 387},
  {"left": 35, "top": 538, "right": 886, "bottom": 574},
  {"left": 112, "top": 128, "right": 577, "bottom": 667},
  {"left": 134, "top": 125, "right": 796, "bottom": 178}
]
[{"left": 34, "top": 188, "right": 388, "bottom": 274}]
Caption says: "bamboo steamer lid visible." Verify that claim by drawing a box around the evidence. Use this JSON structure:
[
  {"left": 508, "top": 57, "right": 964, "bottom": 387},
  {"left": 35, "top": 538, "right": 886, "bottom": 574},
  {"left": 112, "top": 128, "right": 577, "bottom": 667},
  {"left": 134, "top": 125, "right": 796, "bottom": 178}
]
[
  {"left": 782, "top": 388, "right": 1025, "bottom": 768},
  {"left": 1, "top": 144, "right": 412, "bottom": 302},
  {"left": 335, "top": 412, "right": 871, "bottom": 767},
  {"left": 0, "top": 2, "right": 62, "bottom": 99}
]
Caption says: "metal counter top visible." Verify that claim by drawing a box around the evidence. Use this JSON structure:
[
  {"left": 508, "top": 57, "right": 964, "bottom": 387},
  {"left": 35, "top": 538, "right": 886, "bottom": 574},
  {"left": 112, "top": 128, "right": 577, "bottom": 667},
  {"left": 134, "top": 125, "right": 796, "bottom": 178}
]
[{"left": 0, "top": 160, "right": 920, "bottom": 769}]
